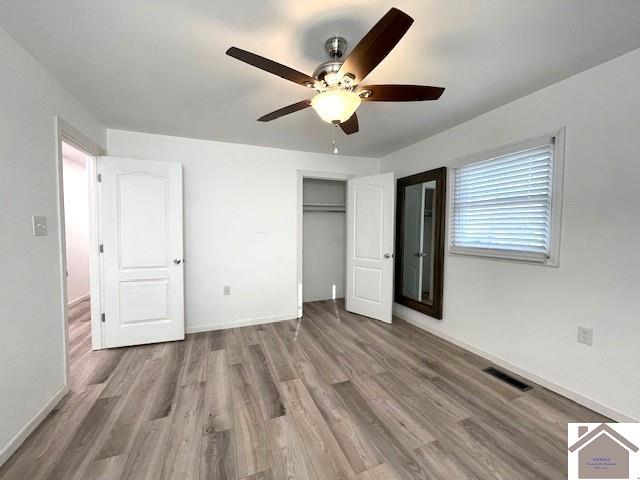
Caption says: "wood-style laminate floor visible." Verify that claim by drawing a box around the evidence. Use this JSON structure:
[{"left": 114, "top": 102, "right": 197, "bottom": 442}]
[{"left": 0, "top": 297, "right": 609, "bottom": 480}]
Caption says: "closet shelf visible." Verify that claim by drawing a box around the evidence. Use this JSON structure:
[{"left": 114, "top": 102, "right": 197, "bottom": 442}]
[{"left": 303, "top": 202, "right": 346, "bottom": 212}]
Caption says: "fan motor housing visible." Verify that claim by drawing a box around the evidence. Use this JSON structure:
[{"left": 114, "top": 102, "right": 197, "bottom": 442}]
[
  {"left": 313, "top": 60, "right": 343, "bottom": 81},
  {"left": 313, "top": 36, "right": 347, "bottom": 81}
]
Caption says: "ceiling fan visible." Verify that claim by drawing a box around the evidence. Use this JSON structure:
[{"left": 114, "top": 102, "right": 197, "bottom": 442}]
[{"left": 226, "top": 7, "right": 445, "bottom": 136}]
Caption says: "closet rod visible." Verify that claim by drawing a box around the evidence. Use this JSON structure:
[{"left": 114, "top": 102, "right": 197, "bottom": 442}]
[{"left": 303, "top": 208, "right": 346, "bottom": 212}]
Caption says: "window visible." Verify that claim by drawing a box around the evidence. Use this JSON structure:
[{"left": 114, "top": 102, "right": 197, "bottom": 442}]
[{"left": 450, "top": 130, "right": 564, "bottom": 265}]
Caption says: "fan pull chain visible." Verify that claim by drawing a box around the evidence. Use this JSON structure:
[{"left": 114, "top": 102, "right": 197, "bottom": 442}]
[{"left": 331, "top": 124, "right": 339, "bottom": 154}]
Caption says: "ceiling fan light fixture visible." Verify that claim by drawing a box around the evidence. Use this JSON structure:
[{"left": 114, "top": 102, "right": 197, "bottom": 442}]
[
  {"left": 227, "top": 7, "right": 444, "bottom": 139},
  {"left": 311, "top": 90, "right": 361, "bottom": 124}
]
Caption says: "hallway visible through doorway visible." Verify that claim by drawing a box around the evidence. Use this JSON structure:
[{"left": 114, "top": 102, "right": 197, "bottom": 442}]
[{"left": 61, "top": 141, "right": 92, "bottom": 347}]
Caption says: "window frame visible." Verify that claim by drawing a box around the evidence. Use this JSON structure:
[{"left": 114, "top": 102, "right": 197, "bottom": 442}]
[{"left": 447, "top": 128, "right": 565, "bottom": 267}]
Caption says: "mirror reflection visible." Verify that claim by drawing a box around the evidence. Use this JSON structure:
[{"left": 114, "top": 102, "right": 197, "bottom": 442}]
[{"left": 402, "top": 181, "right": 436, "bottom": 305}]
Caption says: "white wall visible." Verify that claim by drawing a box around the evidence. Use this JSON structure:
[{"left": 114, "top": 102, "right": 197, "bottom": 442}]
[
  {"left": 106, "top": 129, "right": 379, "bottom": 332},
  {"left": 0, "top": 30, "right": 105, "bottom": 463},
  {"left": 380, "top": 48, "right": 640, "bottom": 421},
  {"left": 303, "top": 212, "right": 345, "bottom": 302},
  {"left": 62, "top": 157, "right": 90, "bottom": 304}
]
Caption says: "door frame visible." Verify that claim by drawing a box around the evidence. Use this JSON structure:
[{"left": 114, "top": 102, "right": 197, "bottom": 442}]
[
  {"left": 296, "top": 170, "right": 353, "bottom": 318},
  {"left": 55, "top": 117, "right": 106, "bottom": 386}
]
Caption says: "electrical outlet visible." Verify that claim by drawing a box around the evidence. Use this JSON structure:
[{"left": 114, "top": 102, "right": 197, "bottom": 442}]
[
  {"left": 577, "top": 326, "right": 593, "bottom": 346},
  {"left": 223, "top": 285, "right": 231, "bottom": 296}
]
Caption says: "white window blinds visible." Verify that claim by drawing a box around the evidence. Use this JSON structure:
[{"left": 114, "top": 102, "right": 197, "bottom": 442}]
[{"left": 451, "top": 142, "right": 555, "bottom": 262}]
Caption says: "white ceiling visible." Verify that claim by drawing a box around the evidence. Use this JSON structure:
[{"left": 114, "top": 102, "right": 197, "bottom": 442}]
[{"left": 2, "top": 0, "right": 640, "bottom": 157}]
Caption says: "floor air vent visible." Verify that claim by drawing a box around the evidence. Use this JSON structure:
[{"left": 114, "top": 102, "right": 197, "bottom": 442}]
[{"left": 483, "top": 367, "right": 532, "bottom": 391}]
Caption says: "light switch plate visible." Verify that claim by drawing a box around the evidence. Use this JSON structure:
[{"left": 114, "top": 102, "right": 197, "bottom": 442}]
[
  {"left": 223, "top": 285, "right": 231, "bottom": 296},
  {"left": 32, "top": 216, "right": 47, "bottom": 236}
]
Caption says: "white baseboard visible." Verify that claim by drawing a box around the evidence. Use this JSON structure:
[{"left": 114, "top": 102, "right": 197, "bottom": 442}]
[
  {"left": 186, "top": 312, "right": 296, "bottom": 334},
  {"left": 67, "top": 293, "right": 90, "bottom": 307},
  {"left": 0, "top": 385, "right": 69, "bottom": 468},
  {"left": 394, "top": 308, "right": 638, "bottom": 423}
]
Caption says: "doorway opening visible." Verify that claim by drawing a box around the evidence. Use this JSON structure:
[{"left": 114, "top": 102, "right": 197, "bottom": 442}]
[
  {"left": 61, "top": 141, "right": 95, "bottom": 368},
  {"left": 56, "top": 117, "right": 105, "bottom": 387},
  {"left": 302, "top": 178, "right": 347, "bottom": 313}
]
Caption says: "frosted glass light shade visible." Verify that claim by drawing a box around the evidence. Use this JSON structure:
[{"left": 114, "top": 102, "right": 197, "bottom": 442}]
[{"left": 311, "top": 90, "right": 361, "bottom": 124}]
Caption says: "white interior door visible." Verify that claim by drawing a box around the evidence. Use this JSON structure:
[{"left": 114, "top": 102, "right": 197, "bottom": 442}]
[
  {"left": 346, "top": 172, "right": 395, "bottom": 323},
  {"left": 99, "top": 156, "right": 184, "bottom": 348}
]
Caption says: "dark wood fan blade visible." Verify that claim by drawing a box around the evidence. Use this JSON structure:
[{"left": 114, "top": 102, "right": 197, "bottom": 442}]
[
  {"left": 358, "top": 84, "right": 445, "bottom": 101},
  {"left": 339, "top": 113, "right": 359, "bottom": 135},
  {"left": 226, "top": 47, "right": 316, "bottom": 87},
  {"left": 258, "top": 100, "right": 311, "bottom": 122},
  {"left": 338, "top": 8, "right": 414, "bottom": 83}
]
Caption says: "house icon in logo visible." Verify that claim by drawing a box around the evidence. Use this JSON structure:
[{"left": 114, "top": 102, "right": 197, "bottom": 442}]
[{"left": 569, "top": 424, "right": 639, "bottom": 479}]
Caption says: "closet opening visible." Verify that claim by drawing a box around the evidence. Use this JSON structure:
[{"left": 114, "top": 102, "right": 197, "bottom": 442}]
[{"left": 301, "top": 178, "right": 347, "bottom": 314}]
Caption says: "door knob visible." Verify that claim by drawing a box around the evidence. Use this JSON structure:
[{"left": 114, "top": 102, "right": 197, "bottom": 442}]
[
  {"left": 384, "top": 253, "right": 393, "bottom": 259},
  {"left": 173, "top": 259, "right": 182, "bottom": 265}
]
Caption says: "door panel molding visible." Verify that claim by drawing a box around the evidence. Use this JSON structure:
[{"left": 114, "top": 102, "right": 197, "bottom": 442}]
[{"left": 353, "top": 184, "right": 384, "bottom": 260}]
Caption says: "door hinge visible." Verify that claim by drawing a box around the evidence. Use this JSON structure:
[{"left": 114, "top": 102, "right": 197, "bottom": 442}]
[
  {"left": 97, "top": 173, "right": 102, "bottom": 182},
  {"left": 99, "top": 244, "right": 104, "bottom": 253},
  {"left": 101, "top": 313, "right": 106, "bottom": 323}
]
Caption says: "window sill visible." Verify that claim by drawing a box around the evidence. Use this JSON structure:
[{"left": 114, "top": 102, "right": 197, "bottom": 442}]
[{"left": 448, "top": 247, "right": 559, "bottom": 267}]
